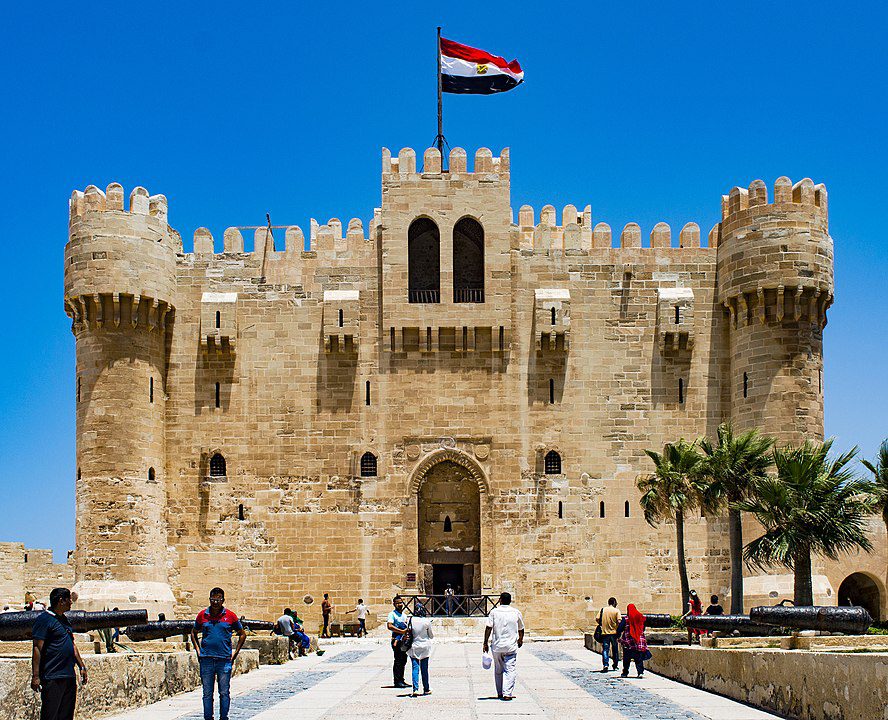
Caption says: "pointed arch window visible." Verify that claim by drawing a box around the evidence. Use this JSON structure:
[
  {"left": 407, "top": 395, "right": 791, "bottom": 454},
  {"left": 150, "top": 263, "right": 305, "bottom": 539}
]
[
  {"left": 408, "top": 218, "right": 440, "bottom": 303},
  {"left": 453, "top": 217, "right": 485, "bottom": 302},
  {"left": 210, "top": 453, "right": 226, "bottom": 477},
  {"left": 443, "top": 515, "right": 453, "bottom": 532},
  {"left": 544, "top": 450, "right": 562, "bottom": 475},
  {"left": 360, "top": 452, "right": 377, "bottom": 477}
]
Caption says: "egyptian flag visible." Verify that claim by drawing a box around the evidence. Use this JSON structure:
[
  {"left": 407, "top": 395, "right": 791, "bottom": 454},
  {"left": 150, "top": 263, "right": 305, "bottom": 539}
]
[{"left": 440, "top": 37, "right": 524, "bottom": 95}]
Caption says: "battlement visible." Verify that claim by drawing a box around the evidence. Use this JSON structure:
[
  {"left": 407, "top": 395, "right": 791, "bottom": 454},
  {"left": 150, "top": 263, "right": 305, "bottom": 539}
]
[
  {"left": 720, "top": 176, "right": 828, "bottom": 225},
  {"left": 514, "top": 205, "right": 703, "bottom": 253},
  {"left": 382, "top": 147, "right": 509, "bottom": 179},
  {"left": 70, "top": 182, "right": 170, "bottom": 226}
]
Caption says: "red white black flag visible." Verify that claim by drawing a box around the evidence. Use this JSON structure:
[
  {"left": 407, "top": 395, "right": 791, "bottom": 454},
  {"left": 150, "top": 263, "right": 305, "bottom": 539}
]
[{"left": 440, "top": 37, "right": 524, "bottom": 95}]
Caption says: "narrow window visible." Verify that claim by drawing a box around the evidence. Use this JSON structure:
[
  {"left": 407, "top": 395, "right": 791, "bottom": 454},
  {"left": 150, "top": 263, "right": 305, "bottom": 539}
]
[
  {"left": 544, "top": 450, "right": 561, "bottom": 475},
  {"left": 427, "top": 327, "right": 433, "bottom": 351},
  {"left": 338, "top": 308, "right": 344, "bottom": 328},
  {"left": 549, "top": 379, "right": 555, "bottom": 404},
  {"left": 76, "top": 376, "right": 81, "bottom": 403},
  {"left": 678, "top": 378, "right": 684, "bottom": 404},
  {"left": 215, "top": 310, "right": 221, "bottom": 329},
  {"left": 215, "top": 382, "right": 221, "bottom": 408},
  {"left": 557, "top": 500, "right": 563, "bottom": 519},
  {"left": 238, "top": 504, "right": 245, "bottom": 521},
  {"left": 365, "top": 380, "right": 371, "bottom": 406},
  {"left": 624, "top": 501, "right": 630, "bottom": 518},
  {"left": 499, "top": 326, "right": 505, "bottom": 352},
  {"left": 674, "top": 305, "right": 681, "bottom": 324},
  {"left": 743, "top": 372, "right": 748, "bottom": 399},
  {"left": 599, "top": 501, "right": 606, "bottom": 518},
  {"left": 551, "top": 307, "right": 557, "bottom": 326},
  {"left": 24, "top": 553, "right": 28, "bottom": 563},
  {"left": 360, "top": 452, "right": 377, "bottom": 477},
  {"left": 443, "top": 515, "right": 453, "bottom": 533},
  {"left": 77, "top": 469, "right": 81, "bottom": 482},
  {"left": 149, "top": 376, "right": 154, "bottom": 403},
  {"left": 390, "top": 326, "right": 396, "bottom": 351},
  {"left": 463, "top": 326, "right": 468, "bottom": 351},
  {"left": 148, "top": 467, "right": 155, "bottom": 483},
  {"left": 818, "top": 369, "right": 822, "bottom": 394},
  {"left": 209, "top": 453, "right": 226, "bottom": 477}
]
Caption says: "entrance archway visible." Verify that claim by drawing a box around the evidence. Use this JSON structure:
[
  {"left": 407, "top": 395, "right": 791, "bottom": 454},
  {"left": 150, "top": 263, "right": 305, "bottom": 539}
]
[
  {"left": 837, "top": 572, "right": 882, "bottom": 621},
  {"left": 416, "top": 459, "right": 482, "bottom": 600}
]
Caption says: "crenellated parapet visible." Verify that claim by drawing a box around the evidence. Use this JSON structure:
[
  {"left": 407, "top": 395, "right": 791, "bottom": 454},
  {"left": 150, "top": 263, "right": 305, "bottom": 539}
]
[
  {"left": 65, "top": 183, "right": 178, "bottom": 335},
  {"left": 382, "top": 146, "right": 509, "bottom": 183},
  {"left": 717, "top": 177, "right": 833, "bottom": 329}
]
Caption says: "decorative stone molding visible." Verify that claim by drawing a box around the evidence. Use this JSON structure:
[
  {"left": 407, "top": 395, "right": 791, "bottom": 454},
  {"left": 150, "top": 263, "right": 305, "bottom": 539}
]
[{"left": 408, "top": 447, "right": 490, "bottom": 494}]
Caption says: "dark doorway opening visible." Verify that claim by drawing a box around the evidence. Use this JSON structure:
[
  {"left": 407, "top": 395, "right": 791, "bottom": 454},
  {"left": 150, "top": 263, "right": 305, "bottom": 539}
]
[
  {"left": 838, "top": 572, "right": 882, "bottom": 621},
  {"left": 433, "top": 564, "right": 463, "bottom": 596}
]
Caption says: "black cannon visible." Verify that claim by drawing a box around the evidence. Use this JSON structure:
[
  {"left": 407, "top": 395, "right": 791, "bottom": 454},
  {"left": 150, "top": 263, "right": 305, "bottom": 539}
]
[
  {"left": 0, "top": 609, "right": 148, "bottom": 642},
  {"left": 684, "top": 614, "right": 776, "bottom": 636},
  {"left": 124, "top": 620, "right": 195, "bottom": 642},
  {"left": 240, "top": 618, "right": 274, "bottom": 633},
  {"left": 749, "top": 605, "right": 872, "bottom": 634},
  {"left": 630, "top": 613, "right": 673, "bottom": 629}
]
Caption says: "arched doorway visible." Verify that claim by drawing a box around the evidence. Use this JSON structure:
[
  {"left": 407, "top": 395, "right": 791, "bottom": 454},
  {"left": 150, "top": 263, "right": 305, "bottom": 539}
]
[
  {"left": 838, "top": 572, "right": 881, "bottom": 621},
  {"left": 417, "top": 460, "right": 482, "bottom": 598}
]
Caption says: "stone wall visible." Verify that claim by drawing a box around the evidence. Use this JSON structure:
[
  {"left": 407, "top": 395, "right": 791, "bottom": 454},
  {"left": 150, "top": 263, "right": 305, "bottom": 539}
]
[
  {"left": 647, "top": 645, "right": 888, "bottom": 720},
  {"left": 0, "top": 649, "right": 258, "bottom": 720},
  {"left": 0, "top": 543, "right": 73, "bottom": 609}
]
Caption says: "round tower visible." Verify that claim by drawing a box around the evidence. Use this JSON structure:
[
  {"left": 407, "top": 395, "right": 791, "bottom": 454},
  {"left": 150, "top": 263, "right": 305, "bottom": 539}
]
[
  {"left": 717, "top": 177, "right": 833, "bottom": 444},
  {"left": 64, "top": 183, "right": 179, "bottom": 615}
]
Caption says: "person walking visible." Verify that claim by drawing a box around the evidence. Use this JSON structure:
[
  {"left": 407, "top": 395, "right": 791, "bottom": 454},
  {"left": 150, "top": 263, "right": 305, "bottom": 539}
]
[
  {"left": 190, "top": 587, "right": 247, "bottom": 720},
  {"left": 597, "top": 597, "right": 621, "bottom": 672},
  {"left": 617, "top": 604, "right": 652, "bottom": 678},
  {"left": 386, "top": 595, "right": 411, "bottom": 688},
  {"left": 407, "top": 605, "right": 434, "bottom": 697},
  {"left": 275, "top": 608, "right": 297, "bottom": 659},
  {"left": 345, "top": 599, "right": 369, "bottom": 637},
  {"left": 30, "top": 587, "right": 87, "bottom": 720},
  {"left": 680, "top": 589, "right": 704, "bottom": 645},
  {"left": 443, "top": 584, "right": 455, "bottom": 617},
  {"left": 321, "top": 594, "right": 334, "bottom": 638},
  {"left": 483, "top": 592, "right": 524, "bottom": 701}
]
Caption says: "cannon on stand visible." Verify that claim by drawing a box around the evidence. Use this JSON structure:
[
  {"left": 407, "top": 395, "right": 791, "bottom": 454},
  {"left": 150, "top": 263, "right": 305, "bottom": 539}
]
[
  {"left": 684, "top": 614, "right": 778, "bottom": 637},
  {"left": 749, "top": 605, "right": 873, "bottom": 635},
  {"left": 0, "top": 609, "right": 148, "bottom": 642},
  {"left": 636, "top": 613, "right": 674, "bottom": 629},
  {"left": 240, "top": 618, "right": 274, "bottom": 633},
  {"left": 124, "top": 620, "right": 196, "bottom": 642}
]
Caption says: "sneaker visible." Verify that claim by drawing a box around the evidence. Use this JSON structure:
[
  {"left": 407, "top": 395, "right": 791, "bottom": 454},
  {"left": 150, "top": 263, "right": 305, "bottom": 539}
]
[
  {"left": 599, "top": 667, "right": 609, "bottom": 673},
  {"left": 423, "top": 690, "right": 432, "bottom": 695},
  {"left": 502, "top": 696, "right": 514, "bottom": 701},
  {"left": 620, "top": 672, "right": 628, "bottom": 678}
]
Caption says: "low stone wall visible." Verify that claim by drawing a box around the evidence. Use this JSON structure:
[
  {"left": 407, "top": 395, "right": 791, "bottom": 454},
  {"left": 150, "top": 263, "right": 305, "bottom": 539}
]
[
  {"left": 647, "top": 645, "right": 888, "bottom": 720},
  {"left": 0, "top": 649, "right": 259, "bottom": 720},
  {"left": 243, "top": 636, "right": 289, "bottom": 665}
]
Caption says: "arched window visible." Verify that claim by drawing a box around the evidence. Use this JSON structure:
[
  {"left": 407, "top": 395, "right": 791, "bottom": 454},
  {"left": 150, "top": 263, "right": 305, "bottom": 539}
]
[
  {"left": 148, "top": 467, "right": 156, "bottom": 483},
  {"left": 544, "top": 450, "right": 561, "bottom": 475},
  {"left": 238, "top": 503, "right": 245, "bottom": 521},
  {"left": 558, "top": 500, "right": 563, "bottom": 519},
  {"left": 210, "top": 453, "right": 226, "bottom": 477},
  {"left": 453, "top": 217, "right": 484, "bottom": 302},
  {"left": 360, "top": 452, "right": 377, "bottom": 477},
  {"left": 551, "top": 307, "right": 557, "bottom": 325},
  {"left": 408, "top": 218, "right": 440, "bottom": 303},
  {"left": 215, "top": 310, "right": 221, "bottom": 329},
  {"left": 443, "top": 515, "right": 453, "bottom": 533}
]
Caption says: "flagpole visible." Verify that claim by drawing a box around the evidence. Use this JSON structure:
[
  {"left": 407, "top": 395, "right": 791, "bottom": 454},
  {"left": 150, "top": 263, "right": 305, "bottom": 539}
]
[{"left": 436, "top": 26, "right": 445, "bottom": 167}]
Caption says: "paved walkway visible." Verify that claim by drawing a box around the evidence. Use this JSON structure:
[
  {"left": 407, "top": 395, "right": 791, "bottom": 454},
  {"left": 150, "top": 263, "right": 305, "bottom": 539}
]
[{"left": 104, "top": 639, "right": 780, "bottom": 720}]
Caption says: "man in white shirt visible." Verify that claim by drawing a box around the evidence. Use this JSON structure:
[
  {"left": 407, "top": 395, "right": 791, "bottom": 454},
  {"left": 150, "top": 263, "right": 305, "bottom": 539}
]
[
  {"left": 346, "top": 599, "right": 369, "bottom": 637},
  {"left": 275, "top": 608, "right": 296, "bottom": 659},
  {"left": 483, "top": 592, "right": 524, "bottom": 701}
]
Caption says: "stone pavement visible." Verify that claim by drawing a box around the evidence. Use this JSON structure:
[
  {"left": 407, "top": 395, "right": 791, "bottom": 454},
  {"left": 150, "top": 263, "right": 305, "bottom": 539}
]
[{"left": 102, "top": 639, "right": 780, "bottom": 720}]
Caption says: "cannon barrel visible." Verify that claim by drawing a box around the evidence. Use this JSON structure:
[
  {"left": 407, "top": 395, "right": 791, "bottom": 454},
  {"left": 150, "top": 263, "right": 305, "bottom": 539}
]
[
  {"left": 749, "top": 605, "right": 872, "bottom": 634},
  {"left": 124, "top": 620, "right": 195, "bottom": 642},
  {"left": 0, "top": 609, "right": 148, "bottom": 641},
  {"left": 685, "top": 614, "right": 776, "bottom": 636},
  {"left": 628, "top": 613, "right": 673, "bottom": 629},
  {"left": 240, "top": 619, "right": 274, "bottom": 632}
]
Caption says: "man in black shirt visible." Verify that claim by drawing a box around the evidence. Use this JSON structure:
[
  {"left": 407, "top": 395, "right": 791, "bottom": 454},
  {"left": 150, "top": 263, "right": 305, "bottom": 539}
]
[
  {"left": 31, "top": 587, "right": 88, "bottom": 720},
  {"left": 705, "top": 594, "right": 725, "bottom": 616}
]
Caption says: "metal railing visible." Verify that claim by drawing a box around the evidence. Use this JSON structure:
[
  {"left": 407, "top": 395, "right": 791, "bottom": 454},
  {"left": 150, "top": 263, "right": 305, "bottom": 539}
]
[
  {"left": 454, "top": 287, "right": 485, "bottom": 303},
  {"left": 408, "top": 289, "right": 440, "bottom": 304},
  {"left": 399, "top": 594, "right": 500, "bottom": 617}
]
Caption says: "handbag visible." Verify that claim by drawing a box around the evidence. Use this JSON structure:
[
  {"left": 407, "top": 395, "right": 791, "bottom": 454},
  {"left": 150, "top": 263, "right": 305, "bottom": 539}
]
[
  {"left": 397, "top": 617, "right": 414, "bottom": 652},
  {"left": 593, "top": 609, "right": 603, "bottom": 643}
]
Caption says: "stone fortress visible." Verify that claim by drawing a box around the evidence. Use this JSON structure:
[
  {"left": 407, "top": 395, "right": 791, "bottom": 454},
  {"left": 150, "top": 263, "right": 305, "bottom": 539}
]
[{"left": 62, "top": 146, "right": 886, "bottom": 632}]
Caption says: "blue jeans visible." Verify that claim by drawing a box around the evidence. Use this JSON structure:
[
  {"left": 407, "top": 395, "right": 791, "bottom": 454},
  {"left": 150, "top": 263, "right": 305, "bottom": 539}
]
[
  {"left": 411, "top": 656, "right": 430, "bottom": 693},
  {"left": 601, "top": 634, "right": 619, "bottom": 668},
  {"left": 200, "top": 656, "right": 232, "bottom": 720}
]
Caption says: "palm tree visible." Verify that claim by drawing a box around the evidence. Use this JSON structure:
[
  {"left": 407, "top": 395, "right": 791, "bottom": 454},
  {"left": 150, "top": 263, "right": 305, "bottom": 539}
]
[
  {"left": 737, "top": 439, "right": 874, "bottom": 606},
  {"left": 861, "top": 439, "right": 888, "bottom": 538},
  {"left": 698, "top": 424, "right": 775, "bottom": 614},
  {"left": 637, "top": 439, "right": 704, "bottom": 612}
]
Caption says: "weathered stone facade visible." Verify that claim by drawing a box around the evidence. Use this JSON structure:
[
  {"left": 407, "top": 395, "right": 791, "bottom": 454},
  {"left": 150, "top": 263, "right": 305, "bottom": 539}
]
[
  {"left": 0, "top": 543, "right": 73, "bottom": 609},
  {"left": 63, "top": 146, "right": 874, "bottom": 631}
]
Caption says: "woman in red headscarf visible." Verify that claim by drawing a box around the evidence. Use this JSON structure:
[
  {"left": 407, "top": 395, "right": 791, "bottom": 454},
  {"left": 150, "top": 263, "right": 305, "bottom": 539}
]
[{"left": 617, "top": 604, "right": 653, "bottom": 678}]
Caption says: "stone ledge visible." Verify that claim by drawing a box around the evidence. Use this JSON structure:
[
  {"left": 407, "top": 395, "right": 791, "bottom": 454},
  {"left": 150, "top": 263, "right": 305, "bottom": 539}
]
[{"left": 0, "top": 649, "right": 259, "bottom": 720}]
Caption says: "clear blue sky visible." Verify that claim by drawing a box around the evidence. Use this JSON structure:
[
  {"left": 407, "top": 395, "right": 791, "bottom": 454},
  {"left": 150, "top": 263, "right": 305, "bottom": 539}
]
[{"left": 1, "top": 2, "right": 885, "bottom": 560}]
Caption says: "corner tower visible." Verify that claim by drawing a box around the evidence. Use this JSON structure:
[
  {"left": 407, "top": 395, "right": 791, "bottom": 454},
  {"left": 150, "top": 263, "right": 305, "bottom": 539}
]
[
  {"left": 64, "top": 183, "right": 178, "bottom": 615},
  {"left": 717, "top": 177, "right": 833, "bottom": 443}
]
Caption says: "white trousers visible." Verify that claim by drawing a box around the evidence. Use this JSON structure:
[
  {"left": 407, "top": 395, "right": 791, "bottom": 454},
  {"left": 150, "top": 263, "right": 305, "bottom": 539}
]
[{"left": 493, "top": 650, "right": 517, "bottom": 697}]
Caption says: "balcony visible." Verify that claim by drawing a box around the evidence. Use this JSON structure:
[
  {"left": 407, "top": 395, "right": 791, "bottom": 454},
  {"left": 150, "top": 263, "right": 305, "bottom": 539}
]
[
  {"left": 408, "top": 289, "right": 441, "bottom": 304},
  {"left": 454, "top": 287, "right": 485, "bottom": 303}
]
